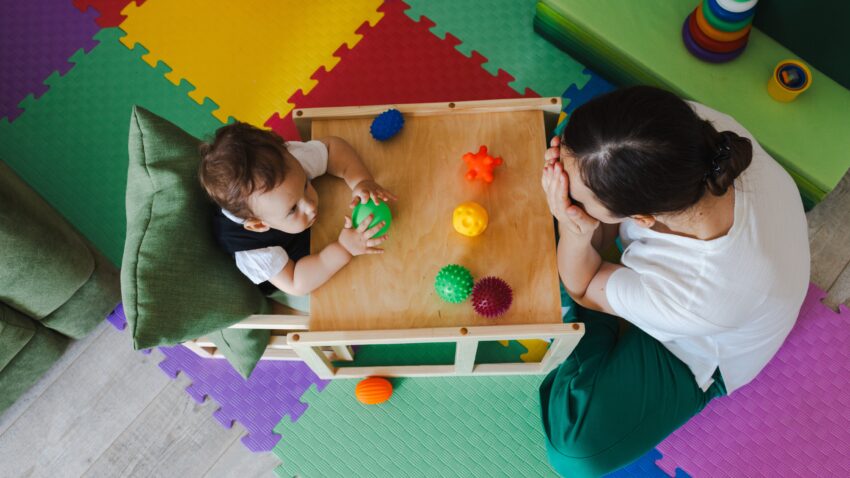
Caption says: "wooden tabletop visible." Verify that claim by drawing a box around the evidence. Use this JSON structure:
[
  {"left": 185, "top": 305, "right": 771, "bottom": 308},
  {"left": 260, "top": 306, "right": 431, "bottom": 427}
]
[{"left": 308, "top": 108, "right": 561, "bottom": 331}]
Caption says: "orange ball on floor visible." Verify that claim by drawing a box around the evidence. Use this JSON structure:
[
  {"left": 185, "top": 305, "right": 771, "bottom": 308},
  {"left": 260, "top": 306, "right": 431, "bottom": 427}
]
[{"left": 355, "top": 377, "right": 393, "bottom": 405}]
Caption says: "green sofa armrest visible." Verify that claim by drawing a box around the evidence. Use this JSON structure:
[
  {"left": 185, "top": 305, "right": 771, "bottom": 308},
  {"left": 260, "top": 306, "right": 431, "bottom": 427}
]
[
  {"left": 0, "top": 302, "right": 69, "bottom": 415},
  {"left": 0, "top": 302, "right": 36, "bottom": 373},
  {"left": 0, "top": 161, "right": 94, "bottom": 319}
]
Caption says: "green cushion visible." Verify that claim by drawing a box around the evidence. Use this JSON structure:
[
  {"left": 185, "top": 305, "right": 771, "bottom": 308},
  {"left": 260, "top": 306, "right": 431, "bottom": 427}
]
[
  {"left": 534, "top": 0, "right": 850, "bottom": 202},
  {"left": 0, "top": 305, "right": 68, "bottom": 415},
  {"left": 0, "top": 302, "right": 36, "bottom": 373},
  {"left": 210, "top": 328, "right": 274, "bottom": 375},
  {"left": 268, "top": 289, "right": 310, "bottom": 313},
  {"left": 0, "top": 160, "right": 94, "bottom": 319},
  {"left": 122, "top": 105, "right": 270, "bottom": 377}
]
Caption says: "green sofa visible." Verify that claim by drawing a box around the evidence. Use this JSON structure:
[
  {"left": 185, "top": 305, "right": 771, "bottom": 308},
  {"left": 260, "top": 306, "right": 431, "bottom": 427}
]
[{"left": 0, "top": 160, "right": 121, "bottom": 415}]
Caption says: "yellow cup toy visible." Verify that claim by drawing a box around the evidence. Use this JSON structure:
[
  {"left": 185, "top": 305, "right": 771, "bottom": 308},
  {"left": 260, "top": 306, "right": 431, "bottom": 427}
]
[
  {"left": 453, "top": 201, "right": 488, "bottom": 237},
  {"left": 767, "top": 60, "right": 812, "bottom": 102}
]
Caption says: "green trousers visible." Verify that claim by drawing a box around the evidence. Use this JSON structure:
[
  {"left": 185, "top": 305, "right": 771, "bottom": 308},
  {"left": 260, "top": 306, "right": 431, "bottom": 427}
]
[{"left": 539, "top": 307, "right": 726, "bottom": 477}]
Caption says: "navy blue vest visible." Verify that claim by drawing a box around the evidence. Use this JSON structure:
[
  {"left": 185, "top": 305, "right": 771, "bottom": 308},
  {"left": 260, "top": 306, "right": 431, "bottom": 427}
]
[{"left": 211, "top": 209, "right": 310, "bottom": 295}]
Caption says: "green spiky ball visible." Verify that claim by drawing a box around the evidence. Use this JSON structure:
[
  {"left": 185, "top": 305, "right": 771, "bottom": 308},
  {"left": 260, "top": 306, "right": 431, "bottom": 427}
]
[{"left": 434, "top": 264, "right": 474, "bottom": 303}]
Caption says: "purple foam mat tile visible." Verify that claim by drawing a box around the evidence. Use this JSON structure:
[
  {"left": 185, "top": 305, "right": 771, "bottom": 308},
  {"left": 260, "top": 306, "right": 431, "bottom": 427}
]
[
  {"left": 0, "top": 0, "right": 100, "bottom": 120},
  {"left": 656, "top": 283, "right": 850, "bottom": 477},
  {"left": 156, "top": 342, "right": 329, "bottom": 452},
  {"left": 104, "top": 302, "right": 327, "bottom": 451},
  {"left": 106, "top": 303, "right": 127, "bottom": 330}
]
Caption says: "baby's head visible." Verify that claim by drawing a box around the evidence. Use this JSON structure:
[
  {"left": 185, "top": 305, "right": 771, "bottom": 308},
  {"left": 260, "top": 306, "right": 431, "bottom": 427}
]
[
  {"left": 198, "top": 122, "right": 318, "bottom": 234},
  {"left": 559, "top": 85, "right": 752, "bottom": 226}
]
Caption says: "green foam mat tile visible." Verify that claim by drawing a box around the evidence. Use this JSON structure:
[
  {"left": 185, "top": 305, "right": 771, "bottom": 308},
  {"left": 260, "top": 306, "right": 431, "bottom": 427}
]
[
  {"left": 0, "top": 28, "right": 224, "bottom": 264},
  {"left": 404, "top": 0, "right": 589, "bottom": 97},
  {"left": 273, "top": 374, "right": 557, "bottom": 477},
  {"left": 334, "top": 340, "right": 531, "bottom": 368},
  {"left": 274, "top": 327, "right": 555, "bottom": 477}
]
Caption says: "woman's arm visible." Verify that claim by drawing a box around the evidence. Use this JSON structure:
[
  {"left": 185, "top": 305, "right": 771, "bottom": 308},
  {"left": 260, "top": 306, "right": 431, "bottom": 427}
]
[
  {"left": 590, "top": 222, "right": 619, "bottom": 255},
  {"left": 557, "top": 221, "right": 620, "bottom": 314},
  {"left": 543, "top": 159, "right": 620, "bottom": 314}
]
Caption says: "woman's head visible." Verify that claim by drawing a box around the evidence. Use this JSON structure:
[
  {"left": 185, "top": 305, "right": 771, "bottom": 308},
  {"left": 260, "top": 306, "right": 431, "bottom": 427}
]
[{"left": 559, "top": 85, "right": 752, "bottom": 224}]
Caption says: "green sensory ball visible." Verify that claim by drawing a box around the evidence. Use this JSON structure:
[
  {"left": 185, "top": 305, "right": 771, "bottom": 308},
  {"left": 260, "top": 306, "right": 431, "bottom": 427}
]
[
  {"left": 352, "top": 200, "right": 392, "bottom": 238},
  {"left": 434, "top": 264, "right": 474, "bottom": 303}
]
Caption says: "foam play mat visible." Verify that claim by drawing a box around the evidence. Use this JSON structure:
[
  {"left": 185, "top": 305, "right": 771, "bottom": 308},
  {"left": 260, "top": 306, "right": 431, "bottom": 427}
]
[{"left": 2, "top": 1, "right": 848, "bottom": 476}]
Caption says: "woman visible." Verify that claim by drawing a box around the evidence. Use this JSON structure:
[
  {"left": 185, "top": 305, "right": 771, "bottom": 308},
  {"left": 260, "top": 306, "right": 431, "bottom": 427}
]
[{"left": 539, "top": 86, "right": 809, "bottom": 477}]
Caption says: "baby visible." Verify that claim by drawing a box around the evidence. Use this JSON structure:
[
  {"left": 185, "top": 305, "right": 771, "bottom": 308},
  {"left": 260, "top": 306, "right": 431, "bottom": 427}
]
[{"left": 198, "top": 122, "right": 396, "bottom": 296}]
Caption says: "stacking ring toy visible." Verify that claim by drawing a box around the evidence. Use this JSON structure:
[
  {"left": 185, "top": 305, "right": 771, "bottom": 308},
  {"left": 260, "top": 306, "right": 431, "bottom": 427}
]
[
  {"left": 688, "top": 11, "right": 749, "bottom": 53},
  {"left": 701, "top": 0, "right": 753, "bottom": 32},
  {"left": 706, "top": 0, "right": 754, "bottom": 23},
  {"left": 682, "top": 18, "right": 746, "bottom": 63},
  {"left": 716, "top": 0, "right": 758, "bottom": 13},
  {"left": 695, "top": 5, "right": 751, "bottom": 42}
]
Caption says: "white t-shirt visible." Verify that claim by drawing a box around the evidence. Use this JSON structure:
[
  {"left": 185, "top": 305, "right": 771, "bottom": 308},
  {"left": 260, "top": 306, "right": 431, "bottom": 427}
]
[
  {"left": 605, "top": 102, "right": 810, "bottom": 394},
  {"left": 222, "top": 140, "right": 329, "bottom": 284}
]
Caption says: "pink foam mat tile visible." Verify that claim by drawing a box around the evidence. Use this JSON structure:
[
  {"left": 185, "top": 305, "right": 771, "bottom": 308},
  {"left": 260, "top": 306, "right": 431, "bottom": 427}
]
[{"left": 656, "top": 283, "right": 850, "bottom": 477}]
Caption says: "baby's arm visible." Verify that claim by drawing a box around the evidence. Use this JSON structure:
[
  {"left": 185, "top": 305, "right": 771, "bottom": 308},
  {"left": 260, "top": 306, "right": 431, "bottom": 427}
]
[
  {"left": 268, "top": 241, "right": 351, "bottom": 296},
  {"left": 321, "top": 136, "right": 397, "bottom": 207},
  {"left": 322, "top": 136, "right": 372, "bottom": 188},
  {"left": 267, "top": 214, "right": 388, "bottom": 296}
]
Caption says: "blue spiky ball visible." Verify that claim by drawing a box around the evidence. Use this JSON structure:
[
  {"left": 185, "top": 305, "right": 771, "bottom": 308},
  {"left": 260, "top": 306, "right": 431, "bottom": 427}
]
[{"left": 370, "top": 109, "right": 404, "bottom": 141}]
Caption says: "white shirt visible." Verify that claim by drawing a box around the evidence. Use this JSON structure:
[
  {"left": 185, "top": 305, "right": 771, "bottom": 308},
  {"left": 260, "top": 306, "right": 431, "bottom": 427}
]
[
  {"left": 222, "top": 140, "right": 328, "bottom": 284},
  {"left": 605, "top": 102, "right": 810, "bottom": 394}
]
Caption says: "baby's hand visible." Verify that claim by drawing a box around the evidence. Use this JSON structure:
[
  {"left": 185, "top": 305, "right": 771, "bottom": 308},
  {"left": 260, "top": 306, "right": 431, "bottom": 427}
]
[
  {"left": 350, "top": 179, "right": 398, "bottom": 208},
  {"left": 338, "top": 214, "right": 388, "bottom": 256}
]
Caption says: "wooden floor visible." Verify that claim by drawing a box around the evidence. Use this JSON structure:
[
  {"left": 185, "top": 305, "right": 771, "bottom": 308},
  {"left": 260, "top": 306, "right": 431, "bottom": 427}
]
[
  {"left": 1, "top": 171, "right": 848, "bottom": 478},
  {"left": 0, "top": 323, "right": 279, "bottom": 478}
]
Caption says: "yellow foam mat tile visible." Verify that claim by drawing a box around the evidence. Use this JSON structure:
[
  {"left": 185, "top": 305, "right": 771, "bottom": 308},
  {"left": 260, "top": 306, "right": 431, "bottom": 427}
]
[
  {"left": 499, "top": 339, "right": 550, "bottom": 362},
  {"left": 119, "top": 0, "right": 384, "bottom": 124}
]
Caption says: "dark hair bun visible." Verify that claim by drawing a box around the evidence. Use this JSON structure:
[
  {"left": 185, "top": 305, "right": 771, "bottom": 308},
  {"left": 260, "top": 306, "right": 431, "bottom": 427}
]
[{"left": 703, "top": 126, "right": 753, "bottom": 196}]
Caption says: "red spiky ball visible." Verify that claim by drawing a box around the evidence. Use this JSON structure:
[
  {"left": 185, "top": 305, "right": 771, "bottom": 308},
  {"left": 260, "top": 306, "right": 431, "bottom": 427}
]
[{"left": 471, "top": 277, "right": 513, "bottom": 318}]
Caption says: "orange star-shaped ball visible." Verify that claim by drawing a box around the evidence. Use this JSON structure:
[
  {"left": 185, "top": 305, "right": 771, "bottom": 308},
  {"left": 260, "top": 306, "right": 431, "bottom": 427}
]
[{"left": 463, "top": 145, "right": 503, "bottom": 183}]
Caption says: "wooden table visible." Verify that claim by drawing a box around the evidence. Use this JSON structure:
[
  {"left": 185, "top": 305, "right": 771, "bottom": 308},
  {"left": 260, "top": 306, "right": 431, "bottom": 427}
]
[{"left": 286, "top": 98, "right": 584, "bottom": 379}]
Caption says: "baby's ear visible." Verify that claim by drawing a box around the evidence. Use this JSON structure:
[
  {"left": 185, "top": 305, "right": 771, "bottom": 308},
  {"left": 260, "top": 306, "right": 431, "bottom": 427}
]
[
  {"left": 243, "top": 218, "right": 270, "bottom": 233},
  {"left": 631, "top": 214, "right": 656, "bottom": 229}
]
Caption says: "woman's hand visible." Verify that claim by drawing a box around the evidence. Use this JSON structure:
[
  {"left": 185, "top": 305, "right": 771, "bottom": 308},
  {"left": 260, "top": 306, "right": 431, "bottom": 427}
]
[
  {"left": 541, "top": 137, "right": 599, "bottom": 239},
  {"left": 544, "top": 135, "right": 560, "bottom": 167}
]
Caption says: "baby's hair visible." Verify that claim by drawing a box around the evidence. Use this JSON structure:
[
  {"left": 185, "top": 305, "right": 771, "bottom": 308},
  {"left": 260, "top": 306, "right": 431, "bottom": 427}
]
[
  {"left": 198, "top": 122, "right": 289, "bottom": 220},
  {"left": 561, "top": 85, "right": 752, "bottom": 217}
]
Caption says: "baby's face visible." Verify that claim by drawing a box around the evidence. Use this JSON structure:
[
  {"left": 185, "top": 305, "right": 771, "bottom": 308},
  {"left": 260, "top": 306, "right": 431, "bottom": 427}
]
[
  {"left": 559, "top": 148, "right": 622, "bottom": 224},
  {"left": 248, "top": 156, "right": 319, "bottom": 234}
]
